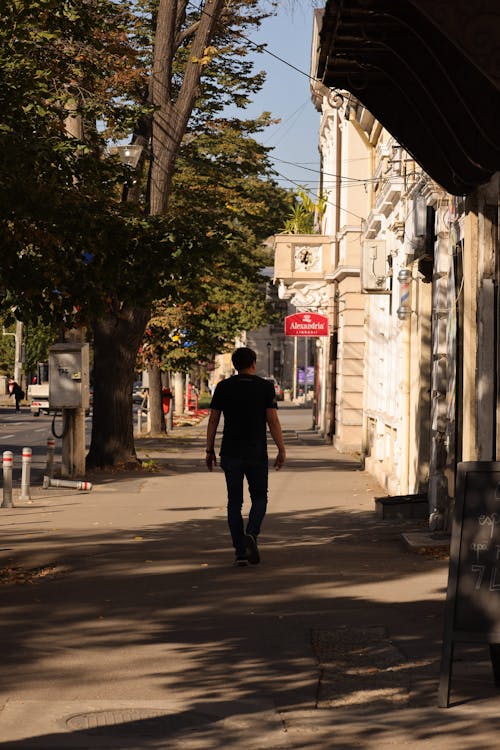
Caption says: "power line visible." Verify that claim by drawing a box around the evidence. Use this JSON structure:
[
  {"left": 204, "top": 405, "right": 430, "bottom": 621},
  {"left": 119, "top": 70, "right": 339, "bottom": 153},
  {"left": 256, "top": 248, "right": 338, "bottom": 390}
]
[
  {"left": 285, "top": 156, "right": 374, "bottom": 165},
  {"left": 271, "top": 155, "right": 380, "bottom": 183},
  {"left": 184, "top": 3, "right": 379, "bottom": 197},
  {"left": 271, "top": 168, "right": 367, "bottom": 221},
  {"left": 185, "top": 1, "right": 341, "bottom": 187},
  {"left": 264, "top": 101, "right": 311, "bottom": 148},
  {"left": 187, "top": 0, "right": 328, "bottom": 88}
]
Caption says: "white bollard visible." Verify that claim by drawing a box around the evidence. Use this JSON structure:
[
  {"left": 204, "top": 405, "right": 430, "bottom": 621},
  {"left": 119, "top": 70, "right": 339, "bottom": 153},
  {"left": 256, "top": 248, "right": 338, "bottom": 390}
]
[
  {"left": 19, "top": 447, "right": 32, "bottom": 501},
  {"left": 1, "top": 451, "right": 14, "bottom": 508},
  {"left": 46, "top": 437, "right": 56, "bottom": 478},
  {"left": 43, "top": 476, "right": 92, "bottom": 491}
]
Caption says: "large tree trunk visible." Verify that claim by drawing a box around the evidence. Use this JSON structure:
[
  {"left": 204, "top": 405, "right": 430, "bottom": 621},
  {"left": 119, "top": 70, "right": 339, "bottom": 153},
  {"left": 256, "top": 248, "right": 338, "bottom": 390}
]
[{"left": 87, "top": 307, "right": 150, "bottom": 468}]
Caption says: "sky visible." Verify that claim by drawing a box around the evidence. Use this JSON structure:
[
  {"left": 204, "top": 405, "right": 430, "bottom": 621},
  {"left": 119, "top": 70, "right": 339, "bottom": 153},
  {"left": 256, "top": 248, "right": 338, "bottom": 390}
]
[{"left": 242, "top": 3, "right": 322, "bottom": 196}]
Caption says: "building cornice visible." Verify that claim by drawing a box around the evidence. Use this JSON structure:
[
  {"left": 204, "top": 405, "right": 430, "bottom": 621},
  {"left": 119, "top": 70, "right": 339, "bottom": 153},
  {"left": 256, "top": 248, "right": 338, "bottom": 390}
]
[
  {"left": 325, "top": 265, "right": 360, "bottom": 282},
  {"left": 336, "top": 225, "right": 363, "bottom": 241}
]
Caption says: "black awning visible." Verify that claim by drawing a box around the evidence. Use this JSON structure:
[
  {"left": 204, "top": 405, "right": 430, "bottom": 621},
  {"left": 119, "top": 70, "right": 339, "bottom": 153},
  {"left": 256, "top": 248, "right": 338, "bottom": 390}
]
[{"left": 316, "top": 0, "right": 500, "bottom": 195}]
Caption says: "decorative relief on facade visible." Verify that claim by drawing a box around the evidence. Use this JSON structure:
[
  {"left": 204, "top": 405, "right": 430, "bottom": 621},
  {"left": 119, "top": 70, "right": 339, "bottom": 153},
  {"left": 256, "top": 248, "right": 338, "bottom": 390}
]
[
  {"left": 287, "top": 281, "right": 330, "bottom": 312},
  {"left": 389, "top": 220, "right": 405, "bottom": 241},
  {"left": 293, "top": 245, "right": 322, "bottom": 272}
]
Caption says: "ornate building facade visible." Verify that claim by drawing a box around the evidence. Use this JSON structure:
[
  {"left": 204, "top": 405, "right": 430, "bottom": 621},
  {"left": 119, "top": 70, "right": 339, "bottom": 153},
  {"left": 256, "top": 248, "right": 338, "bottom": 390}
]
[{"left": 306, "top": 0, "right": 500, "bottom": 529}]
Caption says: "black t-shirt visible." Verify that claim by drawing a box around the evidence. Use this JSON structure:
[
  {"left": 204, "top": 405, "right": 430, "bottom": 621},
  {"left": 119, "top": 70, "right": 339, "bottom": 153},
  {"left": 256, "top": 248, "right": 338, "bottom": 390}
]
[{"left": 210, "top": 374, "right": 277, "bottom": 459}]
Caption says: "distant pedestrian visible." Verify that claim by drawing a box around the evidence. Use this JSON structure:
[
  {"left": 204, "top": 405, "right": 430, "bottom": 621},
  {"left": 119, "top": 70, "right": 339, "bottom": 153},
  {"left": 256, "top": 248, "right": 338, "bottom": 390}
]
[
  {"left": 162, "top": 387, "right": 172, "bottom": 415},
  {"left": 206, "top": 347, "right": 286, "bottom": 567},
  {"left": 8, "top": 380, "right": 24, "bottom": 412}
]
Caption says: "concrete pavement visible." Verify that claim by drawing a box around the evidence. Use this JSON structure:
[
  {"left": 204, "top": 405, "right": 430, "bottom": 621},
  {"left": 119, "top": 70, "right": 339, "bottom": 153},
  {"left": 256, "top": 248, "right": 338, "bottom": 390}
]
[{"left": 1, "top": 404, "right": 500, "bottom": 749}]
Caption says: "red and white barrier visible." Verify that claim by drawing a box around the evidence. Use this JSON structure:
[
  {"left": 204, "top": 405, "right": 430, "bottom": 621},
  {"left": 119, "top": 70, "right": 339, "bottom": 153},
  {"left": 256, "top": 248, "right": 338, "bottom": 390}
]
[
  {"left": 1, "top": 451, "right": 13, "bottom": 508},
  {"left": 19, "top": 447, "right": 32, "bottom": 501},
  {"left": 43, "top": 476, "right": 92, "bottom": 491}
]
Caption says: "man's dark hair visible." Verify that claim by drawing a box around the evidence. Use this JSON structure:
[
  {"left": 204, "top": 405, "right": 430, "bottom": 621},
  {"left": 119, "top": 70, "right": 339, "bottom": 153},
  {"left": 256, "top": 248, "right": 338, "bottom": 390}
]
[{"left": 232, "top": 347, "right": 257, "bottom": 372}]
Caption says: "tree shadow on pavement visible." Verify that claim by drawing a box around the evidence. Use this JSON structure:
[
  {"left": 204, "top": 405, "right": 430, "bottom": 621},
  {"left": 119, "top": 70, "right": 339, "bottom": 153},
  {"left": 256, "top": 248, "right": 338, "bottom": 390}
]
[{"left": 2, "top": 501, "right": 499, "bottom": 749}]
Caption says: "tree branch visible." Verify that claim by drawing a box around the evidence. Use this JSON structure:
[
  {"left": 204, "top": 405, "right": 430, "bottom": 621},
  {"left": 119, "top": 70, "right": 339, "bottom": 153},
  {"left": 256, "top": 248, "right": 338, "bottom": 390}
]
[
  {"left": 175, "top": 19, "right": 201, "bottom": 48},
  {"left": 175, "top": 0, "right": 189, "bottom": 41}
]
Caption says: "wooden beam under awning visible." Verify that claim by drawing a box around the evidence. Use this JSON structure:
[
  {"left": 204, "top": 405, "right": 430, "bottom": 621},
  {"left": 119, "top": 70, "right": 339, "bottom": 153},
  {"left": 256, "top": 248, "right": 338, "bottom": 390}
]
[{"left": 315, "top": 0, "right": 500, "bottom": 195}]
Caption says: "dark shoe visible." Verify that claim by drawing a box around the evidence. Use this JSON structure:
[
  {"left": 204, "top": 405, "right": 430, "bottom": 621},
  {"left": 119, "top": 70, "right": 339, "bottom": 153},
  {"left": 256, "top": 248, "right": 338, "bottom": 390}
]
[
  {"left": 244, "top": 533, "right": 260, "bottom": 564},
  {"left": 234, "top": 557, "right": 249, "bottom": 567}
]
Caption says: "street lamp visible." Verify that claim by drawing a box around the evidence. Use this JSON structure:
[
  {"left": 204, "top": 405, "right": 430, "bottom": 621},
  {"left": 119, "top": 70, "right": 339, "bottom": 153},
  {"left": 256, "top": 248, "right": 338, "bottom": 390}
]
[
  {"left": 267, "top": 341, "right": 271, "bottom": 377},
  {"left": 108, "top": 144, "right": 143, "bottom": 169},
  {"left": 108, "top": 143, "right": 145, "bottom": 204}
]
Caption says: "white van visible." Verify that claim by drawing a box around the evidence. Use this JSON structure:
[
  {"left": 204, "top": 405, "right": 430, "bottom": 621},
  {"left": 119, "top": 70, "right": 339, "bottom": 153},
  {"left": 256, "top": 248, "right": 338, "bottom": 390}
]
[{"left": 28, "top": 383, "right": 50, "bottom": 416}]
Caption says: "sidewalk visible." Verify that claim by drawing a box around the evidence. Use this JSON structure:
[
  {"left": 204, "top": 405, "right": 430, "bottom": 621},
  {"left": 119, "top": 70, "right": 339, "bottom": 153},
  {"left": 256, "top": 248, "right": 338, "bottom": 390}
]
[{"left": 0, "top": 405, "right": 499, "bottom": 749}]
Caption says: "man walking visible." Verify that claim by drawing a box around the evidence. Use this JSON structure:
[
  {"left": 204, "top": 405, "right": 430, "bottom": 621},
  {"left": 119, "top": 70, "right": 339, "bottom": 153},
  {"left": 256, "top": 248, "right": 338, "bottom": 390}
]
[
  {"left": 206, "top": 347, "right": 286, "bottom": 566},
  {"left": 8, "top": 379, "right": 24, "bottom": 412}
]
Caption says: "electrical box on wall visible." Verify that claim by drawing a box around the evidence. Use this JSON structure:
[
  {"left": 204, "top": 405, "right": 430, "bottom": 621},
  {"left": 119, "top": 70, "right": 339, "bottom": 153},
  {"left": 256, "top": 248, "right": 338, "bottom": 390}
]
[
  {"left": 48, "top": 343, "right": 90, "bottom": 409},
  {"left": 361, "top": 240, "right": 390, "bottom": 293}
]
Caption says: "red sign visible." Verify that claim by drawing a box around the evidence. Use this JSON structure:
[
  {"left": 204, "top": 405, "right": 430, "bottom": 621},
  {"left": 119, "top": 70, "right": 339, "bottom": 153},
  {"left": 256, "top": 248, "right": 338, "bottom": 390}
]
[{"left": 284, "top": 312, "right": 329, "bottom": 337}]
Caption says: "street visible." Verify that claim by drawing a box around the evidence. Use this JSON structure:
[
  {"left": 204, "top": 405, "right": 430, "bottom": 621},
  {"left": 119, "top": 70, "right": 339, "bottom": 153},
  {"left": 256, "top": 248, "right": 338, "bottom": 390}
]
[
  {"left": 0, "top": 408, "right": 63, "bottom": 477},
  {"left": 0, "top": 407, "right": 92, "bottom": 481}
]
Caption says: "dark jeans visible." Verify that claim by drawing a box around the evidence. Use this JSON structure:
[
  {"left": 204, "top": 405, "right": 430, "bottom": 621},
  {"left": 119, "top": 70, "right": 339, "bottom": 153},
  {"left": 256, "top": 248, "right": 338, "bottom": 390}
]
[{"left": 220, "top": 455, "right": 268, "bottom": 557}]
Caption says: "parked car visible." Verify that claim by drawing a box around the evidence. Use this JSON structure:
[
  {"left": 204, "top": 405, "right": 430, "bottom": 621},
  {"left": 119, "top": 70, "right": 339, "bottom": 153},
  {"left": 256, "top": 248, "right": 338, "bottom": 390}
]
[{"left": 265, "top": 377, "right": 284, "bottom": 401}]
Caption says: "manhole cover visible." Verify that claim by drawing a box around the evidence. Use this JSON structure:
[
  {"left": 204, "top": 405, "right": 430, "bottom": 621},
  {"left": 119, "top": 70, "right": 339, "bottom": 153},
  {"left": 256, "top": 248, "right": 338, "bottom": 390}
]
[{"left": 66, "top": 708, "right": 215, "bottom": 736}]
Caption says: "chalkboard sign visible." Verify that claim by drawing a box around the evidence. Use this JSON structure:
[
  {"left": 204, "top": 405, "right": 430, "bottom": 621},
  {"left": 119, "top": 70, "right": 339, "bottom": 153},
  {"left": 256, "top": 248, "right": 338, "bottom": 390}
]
[{"left": 438, "top": 462, "right": 500, "bottom": 707}]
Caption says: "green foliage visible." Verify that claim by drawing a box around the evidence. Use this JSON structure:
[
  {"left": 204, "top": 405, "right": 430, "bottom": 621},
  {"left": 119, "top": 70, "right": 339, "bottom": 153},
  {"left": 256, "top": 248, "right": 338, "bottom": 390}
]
[
  {"left": 0, "top": 0, "right": 295, "bottom": 467},
  {"left": 137, "top": 229, "right": 275, "bottom": 371},
  {"left": 0, "top": 0, "right": 292, "bottom": 376},
  {"left": 280, "top": 188, "right": 328, "bottom": 234},
  {"left": 139, "top": 270, "right": 269, "bottom": 373},
  {"left": 24, "top": 320, "right": 59, "bottom": 377},
  {"left": 0, "top": 0, "right": 153, "bottom": 325},
  {"left": 135, "top": 115, "right": 292, "bottom": 372},
  {"left": 0, "top": 0, "right": 289, "bottom": 333},
  {"left": 173, "top": 117, "right": 292, "bottom": 239},
  {"left": 0, "top": 317, "right": 59, "bottom": 379}
]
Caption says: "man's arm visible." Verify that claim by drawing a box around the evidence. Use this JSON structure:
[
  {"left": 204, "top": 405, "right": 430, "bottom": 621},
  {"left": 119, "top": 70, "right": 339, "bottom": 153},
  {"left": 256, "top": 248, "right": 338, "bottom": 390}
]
[
  {"left": 206, "top": 408, "right": 221, "bottom": 471},
  {"left": 266, "top": 408, "right": 286, "bottom": 470}
]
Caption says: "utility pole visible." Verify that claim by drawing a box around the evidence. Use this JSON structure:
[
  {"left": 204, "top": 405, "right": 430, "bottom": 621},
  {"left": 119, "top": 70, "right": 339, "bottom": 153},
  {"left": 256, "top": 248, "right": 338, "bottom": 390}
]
[
  {"left": 2, "top": 321, "right": 24, "bottom": 385},
  {"left": 292, "top": 336, "right": 298, "bottom": 400},
  {"left": 14, "top": 320, "right": 23, "bottom": 385},
  {"left": 58, "top": 109, "right": 87, "bottom": 477}
]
